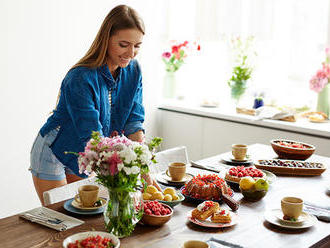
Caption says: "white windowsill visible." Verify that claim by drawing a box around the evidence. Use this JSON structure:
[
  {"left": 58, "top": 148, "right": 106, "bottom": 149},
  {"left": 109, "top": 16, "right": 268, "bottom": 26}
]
[{"left": 158, "top": 100, "right": 330, "bottom": 139}]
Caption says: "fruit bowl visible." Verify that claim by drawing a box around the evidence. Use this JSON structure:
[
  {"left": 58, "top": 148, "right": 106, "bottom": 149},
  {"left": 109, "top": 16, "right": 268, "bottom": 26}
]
[
  {"left": 158, "top": 192, "right": 185, "bottom": 208},
  {"left": 240, "top": 187, "right": 267, "bottom": 201},
  {"left": 140, "top": 202, "right": 173, "bottom": 226},
  {"left": 270, "top": 139, "right": 315, "bottom": 160}
]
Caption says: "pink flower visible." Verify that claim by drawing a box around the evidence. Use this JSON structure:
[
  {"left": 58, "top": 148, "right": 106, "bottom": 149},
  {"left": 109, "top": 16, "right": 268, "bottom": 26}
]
[
  {"left": 162, "top": 52, "right": 171, "bottom": 59},
  {"left": 108, "top": 152, "right": 122, "bottom": 176}
]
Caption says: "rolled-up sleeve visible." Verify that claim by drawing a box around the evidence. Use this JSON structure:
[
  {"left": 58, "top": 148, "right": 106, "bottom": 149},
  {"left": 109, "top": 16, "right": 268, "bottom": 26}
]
[{"left": 63, "top": 71, "right": 103, "bottom": 142}]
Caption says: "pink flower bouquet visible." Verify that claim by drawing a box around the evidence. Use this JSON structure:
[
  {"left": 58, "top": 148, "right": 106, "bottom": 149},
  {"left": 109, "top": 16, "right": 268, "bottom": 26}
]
[
  {"left": 309, "top": 48, "right": 330, "bottom": 93},
  {"left": 68, "top": 131, "right": 162, "bottom": 237}
]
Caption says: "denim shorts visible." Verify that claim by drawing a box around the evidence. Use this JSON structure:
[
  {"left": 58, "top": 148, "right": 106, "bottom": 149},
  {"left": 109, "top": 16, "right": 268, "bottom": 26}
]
[{"left": 29, "top": 129, "right": 75, "bottom": 180}]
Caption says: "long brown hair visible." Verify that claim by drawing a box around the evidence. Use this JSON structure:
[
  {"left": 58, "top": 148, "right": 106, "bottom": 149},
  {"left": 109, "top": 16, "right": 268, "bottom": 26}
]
[{"left": 53, "top": 5, "right": 145, "bottom": 111}]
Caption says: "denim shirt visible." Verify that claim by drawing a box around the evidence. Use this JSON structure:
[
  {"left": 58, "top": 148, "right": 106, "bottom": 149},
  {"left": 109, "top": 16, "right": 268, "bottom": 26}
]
[{"left": 40, "top": 59, "right": 145, "bottom": 176}]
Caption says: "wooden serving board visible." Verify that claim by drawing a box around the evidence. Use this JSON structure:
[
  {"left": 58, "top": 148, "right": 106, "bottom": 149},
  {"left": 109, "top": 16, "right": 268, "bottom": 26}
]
[{"left": 254, "top": 159, "right": 327, "bottom": 176}]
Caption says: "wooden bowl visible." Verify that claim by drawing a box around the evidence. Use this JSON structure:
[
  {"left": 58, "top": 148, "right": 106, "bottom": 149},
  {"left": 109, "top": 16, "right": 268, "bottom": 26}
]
[
  {"left": 140, "top": 203, "right": 173, "bottom": 226},
  {"left": 270, "top": 139, "right": 315, "bottom": 160}
]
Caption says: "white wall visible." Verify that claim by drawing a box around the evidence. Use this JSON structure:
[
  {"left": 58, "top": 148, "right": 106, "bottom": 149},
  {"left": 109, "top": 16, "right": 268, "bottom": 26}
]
[{"left": 0, "top": 0, "right": 163, "bottom": 218}]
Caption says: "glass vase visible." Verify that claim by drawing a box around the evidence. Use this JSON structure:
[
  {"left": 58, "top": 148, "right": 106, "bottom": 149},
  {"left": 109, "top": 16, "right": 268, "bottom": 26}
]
[
  {"left": 104, "top": 189, "right": 143, "bottom": 238},
  {"left": 163, "top": 71, "right": 176, "bottom": 99},
  {"left": 229, "top": 80, "right": 247, "bottom": 104},
  {"left": 316, "top": 84, "right": 330, "bottom": 118}
]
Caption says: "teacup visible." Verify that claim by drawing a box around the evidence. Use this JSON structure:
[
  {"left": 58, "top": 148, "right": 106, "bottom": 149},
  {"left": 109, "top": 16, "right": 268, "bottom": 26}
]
[
  {"left": 183, "top": 240, "right": 210, "bottom": 248},
  {"left": 166, "top": 162, "right": 186, "bottom": 181},
  {"left": 232, "top": 144, "right": 248, "bottom": 160},
  {"left": 281, "top": 196, "right": 303, "bottom": 219},
  {"left": 74, "top": 185, "right": 99, "bottom": 207}
]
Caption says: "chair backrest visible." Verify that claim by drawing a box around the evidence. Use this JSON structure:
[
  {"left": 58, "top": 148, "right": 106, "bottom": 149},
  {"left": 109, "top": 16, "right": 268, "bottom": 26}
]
[
  {"left": 43, "top": 177, "right": 99, "bottom": 206},
  {"left": 151, "top": 146, "right": 189, "bottom": 174}
]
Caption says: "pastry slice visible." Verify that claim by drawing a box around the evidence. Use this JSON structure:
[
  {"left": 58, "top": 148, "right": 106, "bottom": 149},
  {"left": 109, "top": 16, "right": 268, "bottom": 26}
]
[
  {"left": 191, "top": 201, "right": 220, "bottom": 221},
  {"left": 211, "top": 208, "right": 231, "bottom": 223}
]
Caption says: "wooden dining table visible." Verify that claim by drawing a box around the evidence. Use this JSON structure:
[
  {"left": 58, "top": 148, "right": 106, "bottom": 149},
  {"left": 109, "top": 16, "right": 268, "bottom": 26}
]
[{"left": 1, "top": 144, "right": 329, "bottom": 248}]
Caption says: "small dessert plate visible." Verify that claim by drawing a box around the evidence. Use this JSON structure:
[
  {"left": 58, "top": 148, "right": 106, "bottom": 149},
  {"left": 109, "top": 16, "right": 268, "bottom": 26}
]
[
  {"left": 264, "top": 209, "right": 317, "bottom": 229},
  {"left": 187, "top": 210, "right": 238, "bottom": 228},
  {"left": 274, "top": 210, "right": 309, "bottom": 224},
  {"left": 71, "top": 197, "right": 107, "bottom": 211}
]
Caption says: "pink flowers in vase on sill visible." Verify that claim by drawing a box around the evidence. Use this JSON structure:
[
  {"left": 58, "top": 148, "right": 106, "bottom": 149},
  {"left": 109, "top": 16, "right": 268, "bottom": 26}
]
[
  {"left": 309, "top": 47, "right": 330, "bottom": 93},
  {"left": 162, "top": 41, "right": 201, "bottom": 72}
]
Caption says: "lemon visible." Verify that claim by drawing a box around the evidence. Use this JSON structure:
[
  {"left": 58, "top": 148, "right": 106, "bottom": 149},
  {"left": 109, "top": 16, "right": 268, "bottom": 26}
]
[
  {"left": 152, "top": 191, "right": 164, "bottom": 200},
  {"left": 163, "top": 187, "right": 176, "bottom": 196},
  {"left": 146, "top": 185, "right": 158, "bottom": 194},
  {"left": 239, "top": 176, "right": 255, "bottom": 191},
  {"left": 143, "top": 192, "right": 152, "bottom": 200},
  {"left": 172, "top": 194, "right": 179, "bottom": 201},
  {"left": 163, "top": 194, "right": 173, "bottom": 202}
]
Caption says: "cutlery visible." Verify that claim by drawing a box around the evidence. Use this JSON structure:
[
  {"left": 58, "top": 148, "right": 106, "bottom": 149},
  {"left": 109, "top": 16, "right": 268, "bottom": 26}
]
[{"left": 24, "top": 213, "right": 65, "bottom": 225}]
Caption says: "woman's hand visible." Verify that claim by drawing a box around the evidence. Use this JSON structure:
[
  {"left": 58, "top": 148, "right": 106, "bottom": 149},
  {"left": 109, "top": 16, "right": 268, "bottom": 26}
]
[
  {"left": 141, "top": 173, "right": 161, "bottom": 191},
  {"left": 128, "top": 130, "right": 144, "bottom": 143}
]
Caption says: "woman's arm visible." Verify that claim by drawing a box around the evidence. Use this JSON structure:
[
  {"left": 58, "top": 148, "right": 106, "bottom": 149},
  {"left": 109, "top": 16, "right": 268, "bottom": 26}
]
[{"left": 127, "top": 130, "right": 144, "bottom": 142}]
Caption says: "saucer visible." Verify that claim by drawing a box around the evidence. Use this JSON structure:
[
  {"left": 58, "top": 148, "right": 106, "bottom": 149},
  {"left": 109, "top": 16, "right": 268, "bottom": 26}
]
[
  {"left": 274, "top": 210, "right": 308, "bottom": 224},
  {"left": 157, "top": 171, "right": 194, "bottom": 185},
  {"left": 264, "top": 209, "right": 317, "bottom": 229},
  {"left": 64, "top": 198, "right": 105, "bottom": 215},
  {"left": 231, "top": 157, "right": 248, "bottom": 162},
  {"left": 71, "top": 197, "right": 107, "bottom": 211}
]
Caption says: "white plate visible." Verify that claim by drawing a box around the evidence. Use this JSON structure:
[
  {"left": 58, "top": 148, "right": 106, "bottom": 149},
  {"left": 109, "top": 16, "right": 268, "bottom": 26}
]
[
  {"left": 187, "top": 210, "right": 238, "bottom": 228},
  {"left": 274, "top": 210, "right": 309, "bottom": 224},
  {"left": 63, "top": 231, "right": 120, "bottom": 248},
  {"left": 264, "top": 209, "right": 317, "bottom": 229}
]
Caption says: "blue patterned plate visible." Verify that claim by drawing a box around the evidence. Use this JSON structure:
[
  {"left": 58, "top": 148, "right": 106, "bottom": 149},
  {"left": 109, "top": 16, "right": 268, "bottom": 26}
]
[{"left": 64, "top": 198, "right": 106, "bottom": 215}]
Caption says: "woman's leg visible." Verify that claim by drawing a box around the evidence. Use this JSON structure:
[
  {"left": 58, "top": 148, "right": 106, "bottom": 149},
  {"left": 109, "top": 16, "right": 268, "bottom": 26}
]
[{"left": 32, "top": 175, "right": 67, "bottom": 206}]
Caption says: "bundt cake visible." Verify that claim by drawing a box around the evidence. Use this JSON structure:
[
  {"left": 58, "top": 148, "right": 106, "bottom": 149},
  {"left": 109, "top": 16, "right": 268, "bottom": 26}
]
[{"left": 183, "top": 174, "right": 233, "bottom": 200}]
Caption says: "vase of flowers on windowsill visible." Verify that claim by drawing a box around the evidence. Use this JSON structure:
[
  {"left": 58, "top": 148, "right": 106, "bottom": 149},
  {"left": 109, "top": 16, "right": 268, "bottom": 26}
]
[
  {"left": 309, "top": 47, "right": 330, "bottom": 118},
  {"left": 162, "top": 41, "right": 200, "bottom": 99},
  {"left": 227, "top": 36, "right": 256, "bottom": 104}
]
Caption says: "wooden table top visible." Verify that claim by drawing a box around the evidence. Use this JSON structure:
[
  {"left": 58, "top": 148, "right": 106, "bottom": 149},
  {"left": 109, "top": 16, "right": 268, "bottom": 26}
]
[{"left": 1, "top": 144, "right": 329, "bottom": 248}]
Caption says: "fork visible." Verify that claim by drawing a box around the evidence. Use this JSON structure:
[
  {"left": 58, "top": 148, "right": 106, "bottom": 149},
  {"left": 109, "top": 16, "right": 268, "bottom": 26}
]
[{"left": 25, "top": 213, "right": 64, "bottom": 225}]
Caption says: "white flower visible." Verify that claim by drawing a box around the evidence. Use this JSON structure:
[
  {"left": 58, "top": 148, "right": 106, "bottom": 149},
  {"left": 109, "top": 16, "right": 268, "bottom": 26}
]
[
  {"left": 118, "top": 147, "right": 137, "bottom": 164},
  {"left": 123, "top": 166, "right": 132, "bottom": 175},
  {"left": 86, "top": 164, "right": 92, "bottom": 174},
  {"left": 117, "top": 162, "right": 124, "bottom": 171},
  {"left": 131, "top": 166, "right": 140, "bottom": 174}
]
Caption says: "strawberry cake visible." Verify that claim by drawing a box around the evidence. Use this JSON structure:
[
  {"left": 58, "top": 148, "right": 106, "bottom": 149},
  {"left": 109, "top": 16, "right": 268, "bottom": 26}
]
[
  {"left": 191, "top": 201, "right": 220, "bottom": 221},
  {"left": 225, "top": 166, "right": 265, "bottom": 183},
  {"left": 183, "top": 174, "right": 233, "bottom": 200}
]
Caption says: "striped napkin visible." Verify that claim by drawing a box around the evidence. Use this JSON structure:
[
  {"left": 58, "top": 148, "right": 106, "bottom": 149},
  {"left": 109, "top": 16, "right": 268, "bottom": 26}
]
[
  {"left": 303, "top": 202, "right": 330, "bottom": 222},
  {"left": 19, "top": 206, "right": 84, "bottom": 231}
]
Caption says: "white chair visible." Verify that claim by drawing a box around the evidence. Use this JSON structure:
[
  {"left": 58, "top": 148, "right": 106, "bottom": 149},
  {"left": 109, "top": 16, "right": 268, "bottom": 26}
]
[
  {"left": 150, "top": 146, "right": 189, "bottom": 174},
  {"left": 43, "top": 176, "right": 101, "bottom": 206}
]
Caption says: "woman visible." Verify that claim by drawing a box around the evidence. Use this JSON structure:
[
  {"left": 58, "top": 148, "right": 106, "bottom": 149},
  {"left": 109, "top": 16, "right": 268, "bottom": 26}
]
[{"left": 30, "top": 5, "right": 160, "bottom": 205}]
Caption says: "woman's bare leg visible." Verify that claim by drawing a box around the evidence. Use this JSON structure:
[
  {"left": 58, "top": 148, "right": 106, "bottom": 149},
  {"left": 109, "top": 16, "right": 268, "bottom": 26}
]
[{"left": 32, "top": 175, "right": 67, "bottom": 206}]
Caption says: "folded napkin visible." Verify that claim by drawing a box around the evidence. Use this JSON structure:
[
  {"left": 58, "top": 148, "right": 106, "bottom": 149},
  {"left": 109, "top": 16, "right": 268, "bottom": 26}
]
[
  {"left": 303, "top": 202, "right": 330, "bottom": 222},
  {"left": 20, "top": 206, "right": 84, "bottom": 231},
  {"left": 207, "top": 237, "right": 244, "bottom": 248},
  {"left": 255, "top": 106, "right": 295, "bottom": 122}
]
